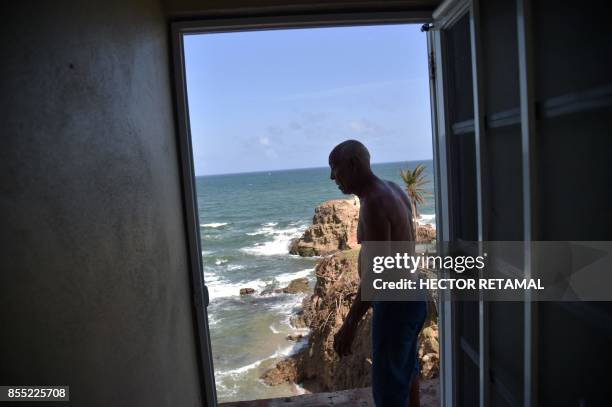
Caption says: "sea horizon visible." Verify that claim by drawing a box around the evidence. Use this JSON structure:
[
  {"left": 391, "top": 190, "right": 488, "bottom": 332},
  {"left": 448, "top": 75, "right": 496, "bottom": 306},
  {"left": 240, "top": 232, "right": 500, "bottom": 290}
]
[{"left": 196, "top": 158, "right": 435, "bottom": 178}]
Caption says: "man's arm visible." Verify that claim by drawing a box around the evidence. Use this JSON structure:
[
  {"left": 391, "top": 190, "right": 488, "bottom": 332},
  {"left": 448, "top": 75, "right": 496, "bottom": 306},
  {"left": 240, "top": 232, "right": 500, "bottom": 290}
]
[{"left": 334, "top": 199, "right": 391, "bottom": 356}]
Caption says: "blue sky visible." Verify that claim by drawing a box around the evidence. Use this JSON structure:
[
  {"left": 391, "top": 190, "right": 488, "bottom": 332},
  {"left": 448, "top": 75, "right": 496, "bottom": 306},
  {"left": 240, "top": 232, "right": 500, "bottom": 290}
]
[{"left": 184, "top": 24, "right": 432, "bottom": 176}]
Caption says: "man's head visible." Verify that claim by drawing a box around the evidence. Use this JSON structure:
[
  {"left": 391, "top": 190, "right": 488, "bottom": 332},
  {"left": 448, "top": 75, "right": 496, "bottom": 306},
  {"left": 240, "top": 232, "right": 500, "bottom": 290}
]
[{"left": 329, "top": 140, "right": 372, "bottom": 195}]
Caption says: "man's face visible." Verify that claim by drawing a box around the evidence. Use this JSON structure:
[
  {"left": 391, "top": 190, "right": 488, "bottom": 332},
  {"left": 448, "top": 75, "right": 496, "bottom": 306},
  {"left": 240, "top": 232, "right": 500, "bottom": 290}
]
[{"left": 329, "top": 157, "right": 352, "bottom": 194}]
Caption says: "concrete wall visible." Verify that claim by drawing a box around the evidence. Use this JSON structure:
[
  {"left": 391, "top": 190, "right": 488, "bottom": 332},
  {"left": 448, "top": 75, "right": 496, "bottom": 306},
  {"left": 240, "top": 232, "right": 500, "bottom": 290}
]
[{"left": 0, "top": 1, "right": 202, "bottom": 406}]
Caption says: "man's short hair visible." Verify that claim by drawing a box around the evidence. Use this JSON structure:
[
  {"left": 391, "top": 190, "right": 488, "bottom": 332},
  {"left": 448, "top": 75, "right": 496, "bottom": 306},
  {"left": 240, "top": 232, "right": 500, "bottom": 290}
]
[{"left": 330, "top": 140, "right": 371, "bottom": 170}]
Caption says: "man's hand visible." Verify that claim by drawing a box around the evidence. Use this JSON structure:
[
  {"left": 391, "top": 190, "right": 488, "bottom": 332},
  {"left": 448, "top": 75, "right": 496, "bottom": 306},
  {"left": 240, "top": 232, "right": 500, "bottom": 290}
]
[
  {"left": 334, "top": 319, "right": 358, "bottom": 357},
  {"left": 334, "top": 286, "right": 371, "bottom": 358}
]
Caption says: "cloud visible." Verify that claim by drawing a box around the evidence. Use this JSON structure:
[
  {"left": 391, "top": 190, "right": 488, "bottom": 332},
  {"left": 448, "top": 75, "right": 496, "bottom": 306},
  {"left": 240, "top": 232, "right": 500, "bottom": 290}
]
[
  {"left": 268, "top": 126, "right": 284, "bottom": 136},
  {"left": 347, "top": 118, "right": 386, "bottom": 139},
  {"left": 264, "top": 148, "right": 278, "bottom": 159},
  {"left": 277, "top": 79, "right": 414, "bottom": 102},
  {"left": 260, "top": 111, "right": 332, "bottom": 143}
]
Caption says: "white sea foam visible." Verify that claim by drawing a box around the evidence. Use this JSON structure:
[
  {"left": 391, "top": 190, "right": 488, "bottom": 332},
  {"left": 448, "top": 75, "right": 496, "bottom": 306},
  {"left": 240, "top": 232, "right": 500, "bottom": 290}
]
[
  {"left": 273, "top": 342, "right": 306, "bottom": 358},
  {"left": 269, "top": 324, "right": 280, "bottom": 334},
  {"left": 208, "top": 314, "right": 221, "bottom": 326},
  {"left": 215, "top": 258, "right": 229, "bottom": 265},
  {"left": 246, "top": 230, "right": 267, "bottom": 236},
  {"left": 204, "top": 266, "right": 310, "bottom": 301},
  {"left": 274, "top": 268, "right": 314, "bottom": 284},
  {"left": 201, "top": 222, "right": 228, "bottom": 228},
  {"left": 203, "top": 234, "right": 222, "bottom": 240},
  {"left": 294, "top": 383, "right": 307, "bottom": 395},
  {"left": 246, "top": 221, "right": 278, "bottom": 236},
  {"left": 206, "top": 277, "right": 268, "bottom": 300},
  {"left": 216, "top": 337, "right": 309, "bottom": 381},
  {"left": 418, "top": 213, "right": 436, "bottom": 226},
  {"left": 267, "top": 293, "right": 309, "bottom": 327},
  {"left": 213, "top": 379, "right": 236, "bottom": 399},
  {"left": 216, "top": 359, "right": 264, "bottom": 378},
  {"left": 241, "top": 223, "right": 307, "bottom": 256},
  {"left": 204, "top": 272, "right": 220, "bottom": 283},
  {"left": 201, "top": 250, "right": 215, "bottom": 256}
]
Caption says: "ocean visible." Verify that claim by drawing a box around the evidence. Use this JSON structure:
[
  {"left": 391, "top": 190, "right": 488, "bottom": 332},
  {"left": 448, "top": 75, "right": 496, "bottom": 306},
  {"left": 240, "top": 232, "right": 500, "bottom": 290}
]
[{"left": 196, "top": 160, "right": 436, "bottom": 403}]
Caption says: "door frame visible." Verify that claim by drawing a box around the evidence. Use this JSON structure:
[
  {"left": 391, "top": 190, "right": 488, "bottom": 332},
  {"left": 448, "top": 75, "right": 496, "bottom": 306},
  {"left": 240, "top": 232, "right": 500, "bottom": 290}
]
[
  {"left": 427, "top": 1, "right": 483, "bottom": 406},
  {"left": 170, "top": 11, "right": 436, "bottom": 406}
]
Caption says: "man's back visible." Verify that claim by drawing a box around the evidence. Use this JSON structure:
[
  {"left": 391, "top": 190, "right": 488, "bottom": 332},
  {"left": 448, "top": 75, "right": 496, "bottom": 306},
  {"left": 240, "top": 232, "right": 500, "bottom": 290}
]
[{"left": 357, "top": 179, "right": 414, "bottom": 244}]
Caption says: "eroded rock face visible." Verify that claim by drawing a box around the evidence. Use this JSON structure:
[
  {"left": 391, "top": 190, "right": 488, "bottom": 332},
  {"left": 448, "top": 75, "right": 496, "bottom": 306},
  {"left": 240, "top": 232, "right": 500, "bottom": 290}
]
[
  {"left": 260, "top": 357, "right": 298, "bottom": 386},
  {"left": 262, "top": 250, "right": 440, "bottom": 391},
  {"left": 289, "top": 198, "right": 436, "bottom": 258},
  {"left": 417, "top": 223, "right": 436, "bottom": 243},
  {"left": 263, "top": 250, "right": 371, "bottom": 391},
  {"left": 418, "top": 323, "right": 440, "bottom": 380},
  {"left": 289, "top": 198, "right": 360, "bottom": 257}
]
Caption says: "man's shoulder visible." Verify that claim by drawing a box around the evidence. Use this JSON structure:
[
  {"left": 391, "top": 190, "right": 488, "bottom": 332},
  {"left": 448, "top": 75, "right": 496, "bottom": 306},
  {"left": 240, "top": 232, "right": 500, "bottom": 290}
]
[
  {"left": 361, "top": 184, "right": 393, "bottom": 217},
  {"left": 385, "top": 180, "right": 408, "bottom": 196},
  {"left": 365, "top": 189, "right": 390, "bottom": 208},
  {"left": 365, "top": 180, "right": 411, "bottom": 219},
  {"left": 370, "top": 180, "right": 405, "bottom": 203}
]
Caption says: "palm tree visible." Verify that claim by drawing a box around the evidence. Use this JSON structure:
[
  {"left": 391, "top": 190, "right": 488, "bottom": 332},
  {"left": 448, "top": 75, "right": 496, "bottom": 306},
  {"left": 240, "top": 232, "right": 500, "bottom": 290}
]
[{"left": 400, "top": 164, "right": 429, "bottom": 228}]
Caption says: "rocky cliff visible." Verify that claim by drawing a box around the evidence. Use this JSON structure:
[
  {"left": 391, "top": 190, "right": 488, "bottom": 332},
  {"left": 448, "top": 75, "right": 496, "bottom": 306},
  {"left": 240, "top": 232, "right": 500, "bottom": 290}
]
[
  {"left": 261, "top": 250, "right": 371, "bottom": 391},
  {"left": 289, "top": 198, "right": 436, "bottom": 257},
  {"left": 417, "top": 223, "right": 436, "bottom": 244},
  {"left": 261, "top": 250, "right": 440, "bottom": 392},
  {"left": 289, "top": 198, "right": 360, "bottom": 256}
]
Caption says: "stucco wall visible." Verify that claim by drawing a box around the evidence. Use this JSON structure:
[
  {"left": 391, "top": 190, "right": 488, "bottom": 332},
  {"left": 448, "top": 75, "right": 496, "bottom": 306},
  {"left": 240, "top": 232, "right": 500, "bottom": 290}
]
[{"left": 0, "top": 1, "right": 202, "bottom": 406}]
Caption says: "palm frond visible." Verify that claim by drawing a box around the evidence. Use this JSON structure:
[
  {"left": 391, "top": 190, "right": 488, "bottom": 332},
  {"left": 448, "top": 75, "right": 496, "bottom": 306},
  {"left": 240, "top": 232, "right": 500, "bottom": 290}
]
[{"left": 399, "top": 164, "right": 430, "bottom": 221}]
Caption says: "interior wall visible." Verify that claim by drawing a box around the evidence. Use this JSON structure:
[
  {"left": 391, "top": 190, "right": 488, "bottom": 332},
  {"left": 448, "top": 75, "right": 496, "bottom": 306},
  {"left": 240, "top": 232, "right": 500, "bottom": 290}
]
[{"left": 0, "top": 1, "right": 202, "bottom": 406}]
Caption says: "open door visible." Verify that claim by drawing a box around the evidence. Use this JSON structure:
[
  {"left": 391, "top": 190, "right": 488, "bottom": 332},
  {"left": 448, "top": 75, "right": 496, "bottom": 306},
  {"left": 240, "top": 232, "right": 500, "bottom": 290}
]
[
  {"left": 428, "top": 1, "right": 612, "bottom": 406},
  {"left": 428, "top": 1, "right": 527, "bottom": 406}
]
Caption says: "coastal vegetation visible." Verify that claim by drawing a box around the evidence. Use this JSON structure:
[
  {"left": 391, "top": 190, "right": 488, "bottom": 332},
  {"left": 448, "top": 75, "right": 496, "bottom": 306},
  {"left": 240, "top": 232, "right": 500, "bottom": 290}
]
[{"left": 400, "top": 164, "right": 430, "bottom": 228}]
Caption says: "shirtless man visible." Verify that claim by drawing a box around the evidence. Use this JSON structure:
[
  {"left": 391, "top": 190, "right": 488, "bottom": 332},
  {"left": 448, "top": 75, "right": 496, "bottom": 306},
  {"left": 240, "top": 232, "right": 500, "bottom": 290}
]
[{"left": 329, "top": 140, "right": 427, "bottom": 407}]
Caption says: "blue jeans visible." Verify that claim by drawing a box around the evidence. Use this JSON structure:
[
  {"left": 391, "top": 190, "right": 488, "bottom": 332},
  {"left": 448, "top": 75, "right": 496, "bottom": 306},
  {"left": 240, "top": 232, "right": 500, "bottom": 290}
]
[{"left": 371, "top": 300, "right": 427, "bottom": 407}]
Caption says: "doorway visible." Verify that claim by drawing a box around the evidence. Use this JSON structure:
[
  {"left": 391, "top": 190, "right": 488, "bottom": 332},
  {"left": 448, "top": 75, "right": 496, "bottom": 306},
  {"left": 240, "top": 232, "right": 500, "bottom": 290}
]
[{"left": 172, "top": 15, "right": 439, "bottom": 406}]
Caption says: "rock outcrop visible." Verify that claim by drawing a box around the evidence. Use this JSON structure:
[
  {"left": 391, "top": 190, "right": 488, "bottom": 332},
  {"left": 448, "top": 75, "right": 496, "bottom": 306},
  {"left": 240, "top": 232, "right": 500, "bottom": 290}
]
[
  {"left": 262, "top": 250, "right": 371, "bottom": 391},
  {"left": 262, "top": 249, "right": 440, "bottom": 391},
  {"left": 418, "top": 323, "right": 440, "bottom": 379},
  {"left": 289, "top": 198, "right": 360, "bottom": 257},
  {"left": 417, "top": 223, "right": 436, "bottom": 243},
  {"left": 258, "top": 278, "right": 312, "bottom": 296},
  {"left": 289, "top": 199, "right": 437, "bottom": 258},
  {"left": 260, "top": 357, "right": 299, "bottom": 386},
  {"left": 282, "top": 277, "right": 310, "bottom": 294},
  {"left": 239, "top": 287, "right": 255, "bottom": 295}
]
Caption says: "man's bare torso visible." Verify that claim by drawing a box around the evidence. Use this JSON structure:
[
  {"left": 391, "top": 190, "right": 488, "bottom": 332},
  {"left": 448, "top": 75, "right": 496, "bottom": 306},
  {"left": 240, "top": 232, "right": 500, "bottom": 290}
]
[{"left": 357, "top": 179, "right": 414, "bottom": 244}]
